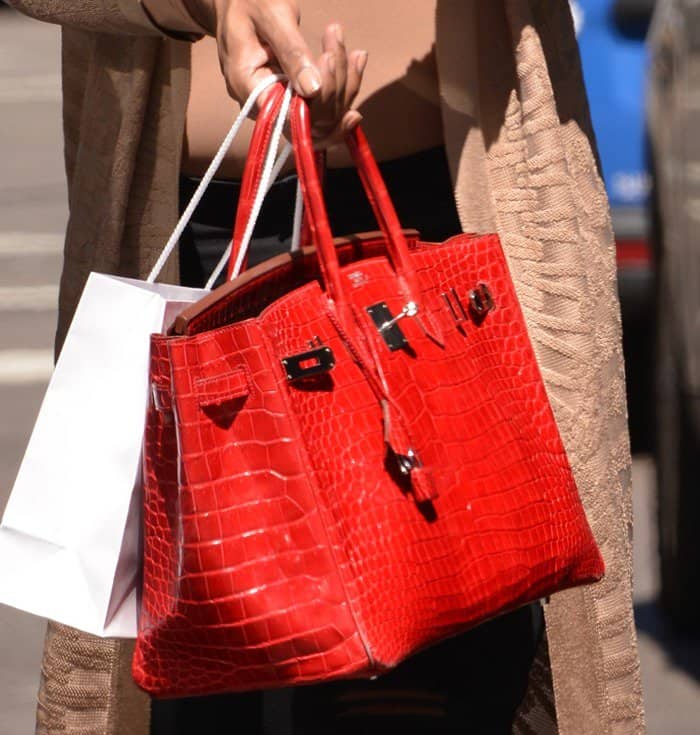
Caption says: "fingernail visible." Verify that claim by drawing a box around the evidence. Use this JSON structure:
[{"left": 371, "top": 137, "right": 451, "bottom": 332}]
[
  {"left": 343, "top": 111, "right": 363, "bottom": 131},
  {"left": 297, "top": 66, "right": 322, "bottom": 97},
  {"left": 334, "top": 24, "right": 344, "bottom": 44},
  {"left": 356, "top": 51, "right": 368, "bottom": 75}
]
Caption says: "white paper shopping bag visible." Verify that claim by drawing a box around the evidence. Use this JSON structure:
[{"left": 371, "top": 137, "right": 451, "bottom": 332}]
[
  {"left": 0, "top": 74, "right": 294, "bottom": 639},
  {"left": 0, "top": 273, "right": 207, "bottom": 637}
]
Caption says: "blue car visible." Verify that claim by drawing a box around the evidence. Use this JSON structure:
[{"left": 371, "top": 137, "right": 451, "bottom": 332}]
[
  {"left": 575, "top": 0, "right": 654, "bottom": 301},
  {"left": 573, "top": 0, "right": 656, "bottom": 446}
]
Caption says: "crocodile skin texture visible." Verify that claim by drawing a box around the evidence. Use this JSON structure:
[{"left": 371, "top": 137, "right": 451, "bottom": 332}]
[{"left": 132, "top": 92, "right": 605, "bottom": 698}]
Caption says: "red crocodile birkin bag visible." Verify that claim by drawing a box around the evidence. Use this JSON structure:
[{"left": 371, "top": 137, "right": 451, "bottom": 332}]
[{"left": 132, "top": 85, "right": 604, "bottom": 698}]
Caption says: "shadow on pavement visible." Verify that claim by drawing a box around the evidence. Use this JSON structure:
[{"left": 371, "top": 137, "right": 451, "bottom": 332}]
[{"left": 635, "top": 600, "right": 700, "bottom": 683}]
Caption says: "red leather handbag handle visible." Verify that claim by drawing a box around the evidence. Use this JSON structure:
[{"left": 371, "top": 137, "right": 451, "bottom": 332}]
[
  {"left": 290, "top": 96, "right": 422, "bottom": 308},
  {"left": 227, "top": 85, "right": 321, "bottom": 277},
  {"left": 226, "top": 84, "right": 287, "bottom": 281},
  {"left": 228, "top": 85, "right": 422, "bottom": 309},
  {"left": 345, "top": 126, "right": 420, "bottom": 296}
]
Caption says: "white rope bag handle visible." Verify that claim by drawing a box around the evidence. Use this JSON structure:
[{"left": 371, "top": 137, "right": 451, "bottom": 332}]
[
  {"left": 207, "top": 82, "right": 295, "bottom": 287},
  {"left": 146, "top": 75, "right": 303, "bottom": 287}
]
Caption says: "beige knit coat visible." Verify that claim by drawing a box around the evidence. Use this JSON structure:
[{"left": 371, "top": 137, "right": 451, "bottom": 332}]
[{"left": 8, "top": 0, "right": 646, "bottom": 732}]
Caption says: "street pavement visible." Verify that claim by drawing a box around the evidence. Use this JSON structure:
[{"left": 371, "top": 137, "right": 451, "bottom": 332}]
[
  {"left": 0, "top": 8, "right": 698, "bottom": 734},
  {"left": 0, "top": 9, "right": 65, "bottom": 735}
]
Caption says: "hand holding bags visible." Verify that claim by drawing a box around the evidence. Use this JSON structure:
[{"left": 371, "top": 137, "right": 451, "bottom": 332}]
[{"left": 133, "top": 84, "right": 604, "bottom": 697}]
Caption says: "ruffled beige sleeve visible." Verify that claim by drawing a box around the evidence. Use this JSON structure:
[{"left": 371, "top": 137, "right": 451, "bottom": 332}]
[{"left": 7, "top": 0, "right": 203, "bottom": 37}]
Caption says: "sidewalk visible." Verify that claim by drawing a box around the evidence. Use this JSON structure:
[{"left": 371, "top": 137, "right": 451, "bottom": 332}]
[{"left": 0, "top": 10, "right": 65, "bottom": 734}]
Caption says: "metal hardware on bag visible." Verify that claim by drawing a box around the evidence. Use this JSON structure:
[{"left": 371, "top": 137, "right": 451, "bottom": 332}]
[
  {"left": 366, "top": 301, "right": 418, "bottom": 351},
  {"left": 468, "top": 283, "right": 495, "bottom": 317},
  {"left": 281, "top": 345, "right": 336, "bottom": 381},
  {"left": 151, "top": 382, "right": 170, "bottom": 414},
  {"left": 381, "top": 301, "right": 419, "bottom": 330},
  {"left": 151, "top": 382, "right": 161, "bottom": 411},
  {"left": 396, "top": 448, "right": 419, "bottom": 476},
  {"left": 441, "top": 288, "right": 469, "bottom": 324},
  {"left": 307, "top": 336, "right": 323, "bottom": 349}
]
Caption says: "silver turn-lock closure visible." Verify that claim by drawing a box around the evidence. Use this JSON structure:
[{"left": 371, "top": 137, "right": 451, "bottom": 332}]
[{"left": 366, "top": 301, "right": 419, "bottom": 351}]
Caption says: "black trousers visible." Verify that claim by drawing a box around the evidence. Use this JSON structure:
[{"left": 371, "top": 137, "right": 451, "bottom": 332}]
[{"left": 151, "top": 148, "right": 542, "bottom": 735}]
